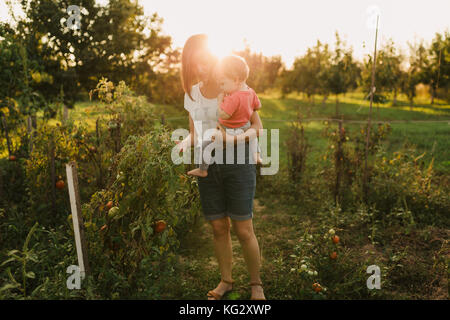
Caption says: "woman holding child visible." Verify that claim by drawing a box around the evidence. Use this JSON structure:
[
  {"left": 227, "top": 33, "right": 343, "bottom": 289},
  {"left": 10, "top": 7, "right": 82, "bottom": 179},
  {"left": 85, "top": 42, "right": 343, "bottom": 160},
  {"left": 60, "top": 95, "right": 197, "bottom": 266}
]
[{"left": 177, "top": 34, "right": 266, "bottom": 300}]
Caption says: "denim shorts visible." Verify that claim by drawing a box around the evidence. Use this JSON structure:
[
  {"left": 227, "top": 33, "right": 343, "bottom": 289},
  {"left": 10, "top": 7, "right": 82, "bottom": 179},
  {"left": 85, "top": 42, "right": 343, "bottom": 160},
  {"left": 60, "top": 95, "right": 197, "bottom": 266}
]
[{"left": 196, "top": 142, "right": 256, "bottom": 221}]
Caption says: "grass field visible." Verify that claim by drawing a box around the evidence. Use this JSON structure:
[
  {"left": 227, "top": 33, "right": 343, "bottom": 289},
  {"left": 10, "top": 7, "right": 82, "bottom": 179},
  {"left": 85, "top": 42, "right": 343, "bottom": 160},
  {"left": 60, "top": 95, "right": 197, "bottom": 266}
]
[{"left": 64, "top": 91, "right": 450, "bottom": 173}]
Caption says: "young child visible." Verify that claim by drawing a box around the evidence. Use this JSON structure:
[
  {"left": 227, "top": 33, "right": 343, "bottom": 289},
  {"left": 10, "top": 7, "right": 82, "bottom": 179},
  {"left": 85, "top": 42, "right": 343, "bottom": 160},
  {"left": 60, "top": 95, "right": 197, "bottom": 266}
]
[{"left": 188, "top": 54, "right": 262, "bottom": 177}]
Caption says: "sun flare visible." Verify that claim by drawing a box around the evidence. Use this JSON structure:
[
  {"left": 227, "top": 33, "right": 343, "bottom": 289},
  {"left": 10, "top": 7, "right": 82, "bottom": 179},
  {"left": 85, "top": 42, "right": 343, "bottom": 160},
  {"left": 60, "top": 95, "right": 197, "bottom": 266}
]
[{"left": 206, "top": 31, "right": 245, "bottom": 59}]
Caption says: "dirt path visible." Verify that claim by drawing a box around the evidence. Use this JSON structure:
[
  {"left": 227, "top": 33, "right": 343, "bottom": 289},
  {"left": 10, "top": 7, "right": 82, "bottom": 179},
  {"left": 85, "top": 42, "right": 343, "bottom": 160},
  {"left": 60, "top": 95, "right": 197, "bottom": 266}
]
[
  {"left": 171, "top": 198, "right": 308, "bottom": 299},
  {"left": 174, "top": 199, "right": 263, "bottom": 299}
]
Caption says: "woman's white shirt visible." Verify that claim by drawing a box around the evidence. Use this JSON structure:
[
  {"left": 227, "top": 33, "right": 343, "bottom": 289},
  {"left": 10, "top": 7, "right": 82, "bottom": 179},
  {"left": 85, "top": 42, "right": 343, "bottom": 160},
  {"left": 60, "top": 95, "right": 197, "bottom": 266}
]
[{"left": 184, "top": 82, "right": 218, "bottom": 146}]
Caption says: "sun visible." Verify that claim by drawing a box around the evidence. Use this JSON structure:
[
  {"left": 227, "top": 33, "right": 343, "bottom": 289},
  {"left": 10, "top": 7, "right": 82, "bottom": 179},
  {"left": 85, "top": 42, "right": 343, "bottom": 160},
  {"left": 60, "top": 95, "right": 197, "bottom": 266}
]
[{"left": 206, "top": 31, "right": 244, "bottom": 59}]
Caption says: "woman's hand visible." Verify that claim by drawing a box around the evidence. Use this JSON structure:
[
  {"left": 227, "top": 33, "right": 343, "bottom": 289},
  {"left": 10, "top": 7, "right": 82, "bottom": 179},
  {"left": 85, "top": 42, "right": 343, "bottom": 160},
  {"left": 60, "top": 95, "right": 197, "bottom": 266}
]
[
  {"left": 175, "top": 139, "right": 189, "bottom": 152},
  {"left": 175, "top": 114, "right": 196, "bottom": 152},
  {"left": 217, "top": 111, "right": 262, "bottom": 146}
]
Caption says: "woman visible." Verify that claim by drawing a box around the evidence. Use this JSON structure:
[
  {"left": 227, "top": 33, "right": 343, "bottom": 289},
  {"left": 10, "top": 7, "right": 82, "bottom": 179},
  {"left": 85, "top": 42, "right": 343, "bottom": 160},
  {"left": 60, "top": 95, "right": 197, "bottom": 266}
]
[{"left": 178, "top": 34, "right": 266, "bottom": 300}]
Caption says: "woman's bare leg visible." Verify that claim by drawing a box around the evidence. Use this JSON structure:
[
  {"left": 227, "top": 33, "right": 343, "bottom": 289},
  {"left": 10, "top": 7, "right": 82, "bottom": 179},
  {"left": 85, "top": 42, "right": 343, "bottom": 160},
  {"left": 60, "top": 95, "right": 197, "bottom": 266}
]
[
  {"left": 232, "top": 218, "right": 265, "bottom": 299},
  {"left": 208, "top": 217, "right": 233, "bottom": 299}
]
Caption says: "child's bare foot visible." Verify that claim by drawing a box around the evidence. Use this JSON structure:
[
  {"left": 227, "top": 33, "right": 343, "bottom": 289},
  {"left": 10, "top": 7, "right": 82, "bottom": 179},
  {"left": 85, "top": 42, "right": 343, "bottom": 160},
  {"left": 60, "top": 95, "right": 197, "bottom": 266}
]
[{"left": 187, "top": 168, "right": 208, "bottom": 177}]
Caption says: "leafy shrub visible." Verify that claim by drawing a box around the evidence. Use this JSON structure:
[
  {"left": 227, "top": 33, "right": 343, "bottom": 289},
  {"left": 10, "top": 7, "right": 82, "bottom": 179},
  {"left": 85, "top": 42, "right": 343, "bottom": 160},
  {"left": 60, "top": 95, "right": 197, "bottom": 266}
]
[
  {"left": 285, "top": 120, "right": 309, "bottom": 183},
  {"left": 320, "top": 122, "right": 392, "bottom": 209},
  {"left": 0, "top": 157, "right": 28, "bottom": 207},
  {"left": 23, "top": 121, "right": 95, "bottom": 226},
  {"left": 89, "top": 78, "right": 159, "bottom": 140},
  {"left": 286, "top": 225, "right": 384, "bottom": 299},
  {"left": 82, "top": 124, "right": 201, "bottom": 297},
  {"left": 365, "top": 149, "right": 450, "bottom": 226}
]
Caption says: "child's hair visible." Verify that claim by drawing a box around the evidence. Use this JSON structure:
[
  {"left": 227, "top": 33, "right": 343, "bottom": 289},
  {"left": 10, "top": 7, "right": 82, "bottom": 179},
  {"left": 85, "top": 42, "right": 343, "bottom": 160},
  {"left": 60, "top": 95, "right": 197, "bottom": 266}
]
[{"left": 217, "top": 54, "right": 249, "bottom": 82}]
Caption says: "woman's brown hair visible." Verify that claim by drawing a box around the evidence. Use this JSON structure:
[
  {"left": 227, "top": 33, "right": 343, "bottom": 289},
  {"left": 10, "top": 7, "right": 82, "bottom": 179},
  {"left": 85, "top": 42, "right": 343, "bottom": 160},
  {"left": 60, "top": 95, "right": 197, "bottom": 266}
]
[{"left": 181, "top": 34, "right": 216, "bottom": 101}]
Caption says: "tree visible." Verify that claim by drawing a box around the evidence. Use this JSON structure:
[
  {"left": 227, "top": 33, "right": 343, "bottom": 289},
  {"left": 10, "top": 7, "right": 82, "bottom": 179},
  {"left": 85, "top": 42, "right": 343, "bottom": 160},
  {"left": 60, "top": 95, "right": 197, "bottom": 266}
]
[
  {"left": 5, "top": 0, "right": 179, "bottom": 111},
  {"left": 424, "top": 31, "right": 450, "bottom": 104},
  {"left": 324, "top": 32, "right": 360, "bottom": 115},
  {"left": 401, "top": 39, "right": 429, "bottom": 107},
  {"left": 278, "top": 40, "right": 331, "bottom": 105},
  {"left": 378, "top": 39, "right": 404, "bottom": 105},
  {"left": 361, "top": 39, "right": 404, "bottom": 110}
]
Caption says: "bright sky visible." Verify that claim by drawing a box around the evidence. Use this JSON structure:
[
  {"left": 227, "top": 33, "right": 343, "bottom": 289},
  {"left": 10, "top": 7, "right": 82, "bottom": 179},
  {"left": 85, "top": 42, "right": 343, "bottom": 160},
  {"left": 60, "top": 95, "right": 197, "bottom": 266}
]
[{"left": 1, "top": 0, "right": 449, "bottom": 68}]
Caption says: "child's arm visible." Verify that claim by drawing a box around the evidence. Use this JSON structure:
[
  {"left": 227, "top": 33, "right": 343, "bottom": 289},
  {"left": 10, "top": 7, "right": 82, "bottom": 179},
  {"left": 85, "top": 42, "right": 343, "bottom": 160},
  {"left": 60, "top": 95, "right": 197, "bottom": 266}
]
[
  {"left": 253, "top": 91, "right": 262, "bottom": 111},
  {"left": 217, "top": 92, "right": 232, "bottom": 120},
  {"left": 218, "top": 108, "right": 232, "bottom": 120},
  {"left": 217, "top": 92, "right": 236, "bottom": 120}
]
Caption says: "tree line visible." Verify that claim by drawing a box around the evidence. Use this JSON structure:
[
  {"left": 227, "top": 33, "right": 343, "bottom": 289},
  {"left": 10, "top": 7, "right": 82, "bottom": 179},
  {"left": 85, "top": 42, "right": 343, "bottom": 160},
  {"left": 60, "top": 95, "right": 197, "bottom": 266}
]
[
  {"left": 0, "top": 0, "right": 181, "bottom": 121},
  {"left": 279, "top": 31, "right": 450, "bottom": 110}
]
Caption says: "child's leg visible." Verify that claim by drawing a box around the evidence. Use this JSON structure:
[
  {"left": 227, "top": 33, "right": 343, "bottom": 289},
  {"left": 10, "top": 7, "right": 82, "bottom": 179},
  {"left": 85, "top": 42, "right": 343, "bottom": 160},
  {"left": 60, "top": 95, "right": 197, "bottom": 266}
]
[
  {"left": 250, "top": 137, "right": 262, "bottom": 165},
  {"left": 188, "top": 140, "right": 210, "bottom": 177},
  {"left": 257, "top": 140, "right": 262, "bottom": 164}
]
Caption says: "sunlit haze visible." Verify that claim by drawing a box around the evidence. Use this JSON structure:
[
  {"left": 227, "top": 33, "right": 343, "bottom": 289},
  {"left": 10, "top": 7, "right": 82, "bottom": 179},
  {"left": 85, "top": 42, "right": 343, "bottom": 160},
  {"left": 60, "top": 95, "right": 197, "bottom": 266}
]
[{"left": 1, "top": 0, "right": 449, "bottom": 68}]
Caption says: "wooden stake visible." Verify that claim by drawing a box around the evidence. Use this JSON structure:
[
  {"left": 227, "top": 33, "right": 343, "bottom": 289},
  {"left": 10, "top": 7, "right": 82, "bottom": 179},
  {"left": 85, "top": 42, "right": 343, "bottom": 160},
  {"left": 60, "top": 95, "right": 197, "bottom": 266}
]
[
  {"left": 66, "top": 161, "right": 90, "bottom": 276},
  {"left": 363, "top": 15, "right": 379, "bottom": 200}
]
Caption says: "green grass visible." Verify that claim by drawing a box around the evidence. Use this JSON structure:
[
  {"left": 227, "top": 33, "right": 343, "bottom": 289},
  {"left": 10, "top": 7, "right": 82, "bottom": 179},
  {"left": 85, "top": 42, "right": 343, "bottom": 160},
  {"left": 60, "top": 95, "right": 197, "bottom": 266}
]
[{"left": 256, "top": 92, "right": 450, "bottom": 172}]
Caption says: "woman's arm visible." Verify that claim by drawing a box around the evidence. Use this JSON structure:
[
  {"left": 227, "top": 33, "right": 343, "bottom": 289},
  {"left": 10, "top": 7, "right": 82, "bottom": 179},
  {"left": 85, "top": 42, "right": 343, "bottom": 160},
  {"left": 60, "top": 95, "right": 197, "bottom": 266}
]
[{"left": 177, "top": 114, "right": 196, "bottom": 151}]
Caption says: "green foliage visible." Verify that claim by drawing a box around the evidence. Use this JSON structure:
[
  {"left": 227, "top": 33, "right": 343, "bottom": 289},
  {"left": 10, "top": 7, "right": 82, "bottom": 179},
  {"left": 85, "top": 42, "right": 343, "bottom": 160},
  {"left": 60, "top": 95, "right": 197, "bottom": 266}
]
[
  {"left": 367, "top": 149, "right": 450, "bottom": 226},
  {"left": 0, "top": 79, "right": 201, "bottom": 299},
  {"left": 3, "top": 0, "right": 181, "bottom": 108},
  {"left": 89, "top": 78, "right": 159, "bottom": 138},
  {"left": 325, "top": 33, "right": 361, "bottom": 100},
  {"left": 0, "top": 23, "right": 50, "bottom": 117},
  {"left": 0, "top": 222, "right": 40, "bottom": 297},
  {"left": 320, "top": 122, "right": 391, "bottom": 208},
  {"left": 422, "top": 31, "right": 450, "bottom": 103},
  {"left": 279, "top": 40, "right": 332, "bottom": 101},
  {"left": 82, "top": 125, "right": 201, "bottom": 297},
  {"left": 0, "top": 156, "right": 28, "bottom": 207},
  {"left": 287, "top": 226, "right": 381, "bottom": 299},
  {"left": 24, "top": 121, "right": 92, "bottom": 226},
  {"left": 285, "top": 120, "right": 309, "bottom": 183},
  {"left": 362, "top": 39, "right": 404, "bottom": 105}
]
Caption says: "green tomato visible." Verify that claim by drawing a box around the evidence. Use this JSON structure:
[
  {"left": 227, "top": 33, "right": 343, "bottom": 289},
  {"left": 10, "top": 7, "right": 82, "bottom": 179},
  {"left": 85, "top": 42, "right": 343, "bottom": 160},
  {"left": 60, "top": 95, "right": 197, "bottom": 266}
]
[{"left": 108, "top": 206, "right": 120, "bottom": 218}]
